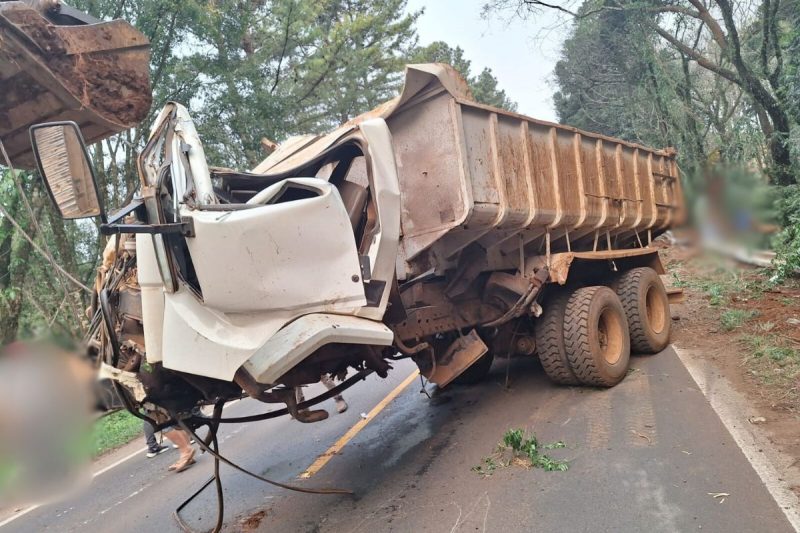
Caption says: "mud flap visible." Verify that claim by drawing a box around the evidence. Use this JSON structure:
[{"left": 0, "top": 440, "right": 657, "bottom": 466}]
[{"left": 425, "top": 329, "right": 488, "bottom": 388}]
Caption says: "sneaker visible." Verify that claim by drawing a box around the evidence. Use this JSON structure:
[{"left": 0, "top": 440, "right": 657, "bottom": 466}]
[
  {"left": 146, "top": 445, "right": 169, "bottom": 458},
  {"left": 335, "top": 399, "right": 348, "bottom": 414}
]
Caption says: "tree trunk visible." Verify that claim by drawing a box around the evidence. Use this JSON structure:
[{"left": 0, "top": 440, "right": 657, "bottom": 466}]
[
  {"left": 0, "top": 201, "right": 41, "bottom": 344},
  {"left": 716, "top": 0, "right": 795, "bottom": 185}
]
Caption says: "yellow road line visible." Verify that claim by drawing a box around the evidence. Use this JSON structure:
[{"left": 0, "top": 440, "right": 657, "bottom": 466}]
[{"left": 299, "top": 369, "right": 420, "bottom": 479}]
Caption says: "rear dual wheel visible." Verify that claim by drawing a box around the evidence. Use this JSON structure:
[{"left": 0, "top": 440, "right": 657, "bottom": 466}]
[
  {"left": 534, "top": 290, "right": 580, "bottom": 385},
  {"left": 563, "top": 286, "right": 631, "bottom": 387},
  {"left": 536, "top": 286, "right": 631, "bottom": 387},
  {"left": 614, "top": 267, "right": 671, "bottom": 354}
]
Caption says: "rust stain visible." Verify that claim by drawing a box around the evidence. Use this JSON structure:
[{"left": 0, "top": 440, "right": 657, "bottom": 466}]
[
  {"left": 0, "top": 3, "right": 151, "bottom": 168},
  {"left": 240, "top": 509, "right": 268, "bottom": 531}
]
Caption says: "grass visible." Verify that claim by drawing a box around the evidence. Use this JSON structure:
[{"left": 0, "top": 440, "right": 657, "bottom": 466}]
[
  {"left": 671, "top": 267, "right": 768, "bottom": 307},
  {"left": 669, "top": 250, "right": 800, "bottom": 411},
  {"left": 720, "top": 309, "right": 758, "bottom": 331},
  {"left": 90, "top": 410, "right": 143, "bottom": 457},
  {"left": 0, "top": 412, "right": 142, "bottom": 496},
  {"left": 472, "top": 428, "right": 569, "bottom": 476},
  {"left": 741, "top": 334, "right": 799, "bottom": 364},
  {"left": 0, "top": 460, "right": 17, "bottom": 495}
]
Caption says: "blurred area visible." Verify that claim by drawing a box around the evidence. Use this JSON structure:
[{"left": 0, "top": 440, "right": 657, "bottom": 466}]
[
  {"left": 691, "top": 164, "right": 784, "bottom": 271},
  {"left": 0, "top": 341, "right": 95, "bottom": 509}
]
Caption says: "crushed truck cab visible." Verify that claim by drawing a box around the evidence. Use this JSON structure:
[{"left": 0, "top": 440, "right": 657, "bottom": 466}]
[{"left": 135, "top": 104, "right": 400, "bottom": 384}]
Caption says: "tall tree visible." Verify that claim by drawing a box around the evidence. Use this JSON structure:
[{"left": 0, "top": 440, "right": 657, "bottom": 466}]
[
  {"left": 185, "top": 0, "right": 420, "bottom": 167},
  {"left": 411, "top": 41, "right": 518, "bottom": 111},
  {"left": 486, "top": 0, "right": 799, "bottom": 185}
]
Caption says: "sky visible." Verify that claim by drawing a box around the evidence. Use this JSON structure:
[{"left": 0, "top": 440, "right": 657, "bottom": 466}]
[{"left": 405, "top": 0, "right": 570, "bottom": 122}]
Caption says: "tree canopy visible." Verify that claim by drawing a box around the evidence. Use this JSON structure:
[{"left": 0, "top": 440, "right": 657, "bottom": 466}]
[{"left": 410, "top": 41, "right": 518, "bottom": 111}]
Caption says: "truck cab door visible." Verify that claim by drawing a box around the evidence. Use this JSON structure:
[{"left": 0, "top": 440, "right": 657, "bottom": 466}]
[{"left": 184, "top": 177, "right": 367, "bottom": 315}]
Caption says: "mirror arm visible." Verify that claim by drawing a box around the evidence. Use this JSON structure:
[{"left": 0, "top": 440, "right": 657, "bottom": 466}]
[
  {"left": 106, "top": 197, "right": 146, "bottom": 225},
  {"left": 100, "top": 217, "right": 195, "bottom": 238}
]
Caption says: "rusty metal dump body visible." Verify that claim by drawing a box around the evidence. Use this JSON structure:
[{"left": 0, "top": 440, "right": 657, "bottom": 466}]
[
  {"left": 0, "top": 1, "right": 151, "bottom": 168},
  {"left": 255, "top": 64, "right": 685, "bottom": 279}
]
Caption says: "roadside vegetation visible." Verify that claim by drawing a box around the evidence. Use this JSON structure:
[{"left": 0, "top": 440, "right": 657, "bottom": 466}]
[
  {"left": 668, "top": 249, "right": 800, "bottom": 410},
  {"left": 90, "top": 411, "right": 143, "bottom": 457}
]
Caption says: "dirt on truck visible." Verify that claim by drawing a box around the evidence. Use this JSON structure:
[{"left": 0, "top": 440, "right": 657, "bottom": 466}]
[
  {"left": 21, "top": 61, "right": 684, "bottom": 529},
  {"left": 0, "top": 0, "right": 151, "bottom": 168}
]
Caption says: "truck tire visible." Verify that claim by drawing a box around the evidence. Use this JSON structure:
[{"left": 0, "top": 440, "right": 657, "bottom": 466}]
[
  {"left": 564, "top": 286, "right": 630, "bottom": 387},
  {"left": 615, "top": 267, "right": 670, "bottom": 354},
  {"left": 534, "top": 290, "right": 580, "bottom": 385}
]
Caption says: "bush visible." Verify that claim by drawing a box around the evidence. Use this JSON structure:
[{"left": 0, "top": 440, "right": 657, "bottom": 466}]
[{"left": 772, "top": 185, "right": 800, "bottom": 283}]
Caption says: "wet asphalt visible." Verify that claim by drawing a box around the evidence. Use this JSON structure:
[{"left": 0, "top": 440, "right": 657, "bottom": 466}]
[{"left": 2, "top": 347, "right": 794, "bottom": 533}]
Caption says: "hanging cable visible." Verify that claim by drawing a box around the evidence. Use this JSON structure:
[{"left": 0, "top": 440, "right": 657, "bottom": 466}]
[
  {"left": 173, "top": 398, "right": 353, "bottom": 533},
  {"left": 199, "top": 369, "right": 373, "bottom": 425}
]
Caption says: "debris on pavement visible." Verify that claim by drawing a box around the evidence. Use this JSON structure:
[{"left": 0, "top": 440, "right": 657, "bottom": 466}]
[{"left": 472, "top": 428, "right": 569, "bottom": 476}]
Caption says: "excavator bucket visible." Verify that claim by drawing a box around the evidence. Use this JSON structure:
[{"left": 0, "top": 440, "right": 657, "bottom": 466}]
[{"left": 0, "top": 1, "right": 151, "bottom": 169}]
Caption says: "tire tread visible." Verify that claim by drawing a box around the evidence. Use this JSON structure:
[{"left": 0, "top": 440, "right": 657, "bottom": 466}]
[
  {"left": 563, "top": 286, "right": 628, "bottom": 387},
  {"left": 535, "top": 291, "right": 579, "bottom": 385}
]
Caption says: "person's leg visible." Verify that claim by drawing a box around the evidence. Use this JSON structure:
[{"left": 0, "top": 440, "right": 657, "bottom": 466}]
[
  {"left": 321, "top": 374, "right": 347, "bottom": 413},
  {"left": 144, "top": 420, "right": 158, "bottom": 450},
  {"left": 144, "top": 420, "right": 168, "bottom": 457},
  {"left": 164, "top": 428, "right": 195, "bottom": 472}
]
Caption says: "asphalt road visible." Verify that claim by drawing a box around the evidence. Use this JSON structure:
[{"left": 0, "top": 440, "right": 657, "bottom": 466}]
[{"left": 2, "top": 347, "right": 794, "bottom": 532}]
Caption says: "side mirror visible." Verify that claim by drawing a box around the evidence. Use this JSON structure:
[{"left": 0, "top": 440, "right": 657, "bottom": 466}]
[{"left": 29, "top": 122, "right": 104, "bottom": 221}]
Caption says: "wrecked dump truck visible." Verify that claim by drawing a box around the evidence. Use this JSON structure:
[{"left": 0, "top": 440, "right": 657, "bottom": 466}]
[
  {"left": 23, "top": 64, "right": 683, "bottom": 428},
  {"left": 9, "top": 55, "right": 685, "bottom": 527}
]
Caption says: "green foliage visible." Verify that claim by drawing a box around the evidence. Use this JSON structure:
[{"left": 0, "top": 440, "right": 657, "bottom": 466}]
[
  {"left": 473, "top": 428, "right": 569, "bottom": 476},
  {"left": 707, "top": 284, "right": 726, "bottom": 307},
  {"left": 503, "top": 428, "right": 569, "bottom": 472},
  {"left": 672, "top": 265, "right": 768, "bottom": 307},
  {"left": 488, "top": 0, "right": 800, "bottom": 264},
  {"left": 0, "top": 459, "right": 16, "bottom": 495},
  {"left": 90, "top": 410, "right": 144, "bottom": 457},
  {"left": 502, "top": 427, "right": 525, "bottom": 450},
  {"left": 471, "top": 456, "right": 499, "bottom": 476},
  {"left": 741, "top": 334, "right": 798, "bottom": 364},
  {"left": 772, "top": 185, "right": 800, "bottom": 282},
  {"left": 720, "top": 309, "right": 757, "bottom": 331},
  {"left": 149, "top": 0, "right": 421, "bottom": 168},
  {"left": 410, "top": 41, "right": 517, "bottom": 111},
  {"left": 552, "top": 4, "right": 661, "bottom": 144}
]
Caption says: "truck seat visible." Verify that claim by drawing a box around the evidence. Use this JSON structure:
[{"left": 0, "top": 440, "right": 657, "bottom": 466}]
[{"left": 337, "top": 180, "right": 368, "bottom": 230}]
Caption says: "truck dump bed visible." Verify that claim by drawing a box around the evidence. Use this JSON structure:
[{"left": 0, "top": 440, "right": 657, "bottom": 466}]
[{"left": 254, "top": 64, "right": 685, "bottom": 278}]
